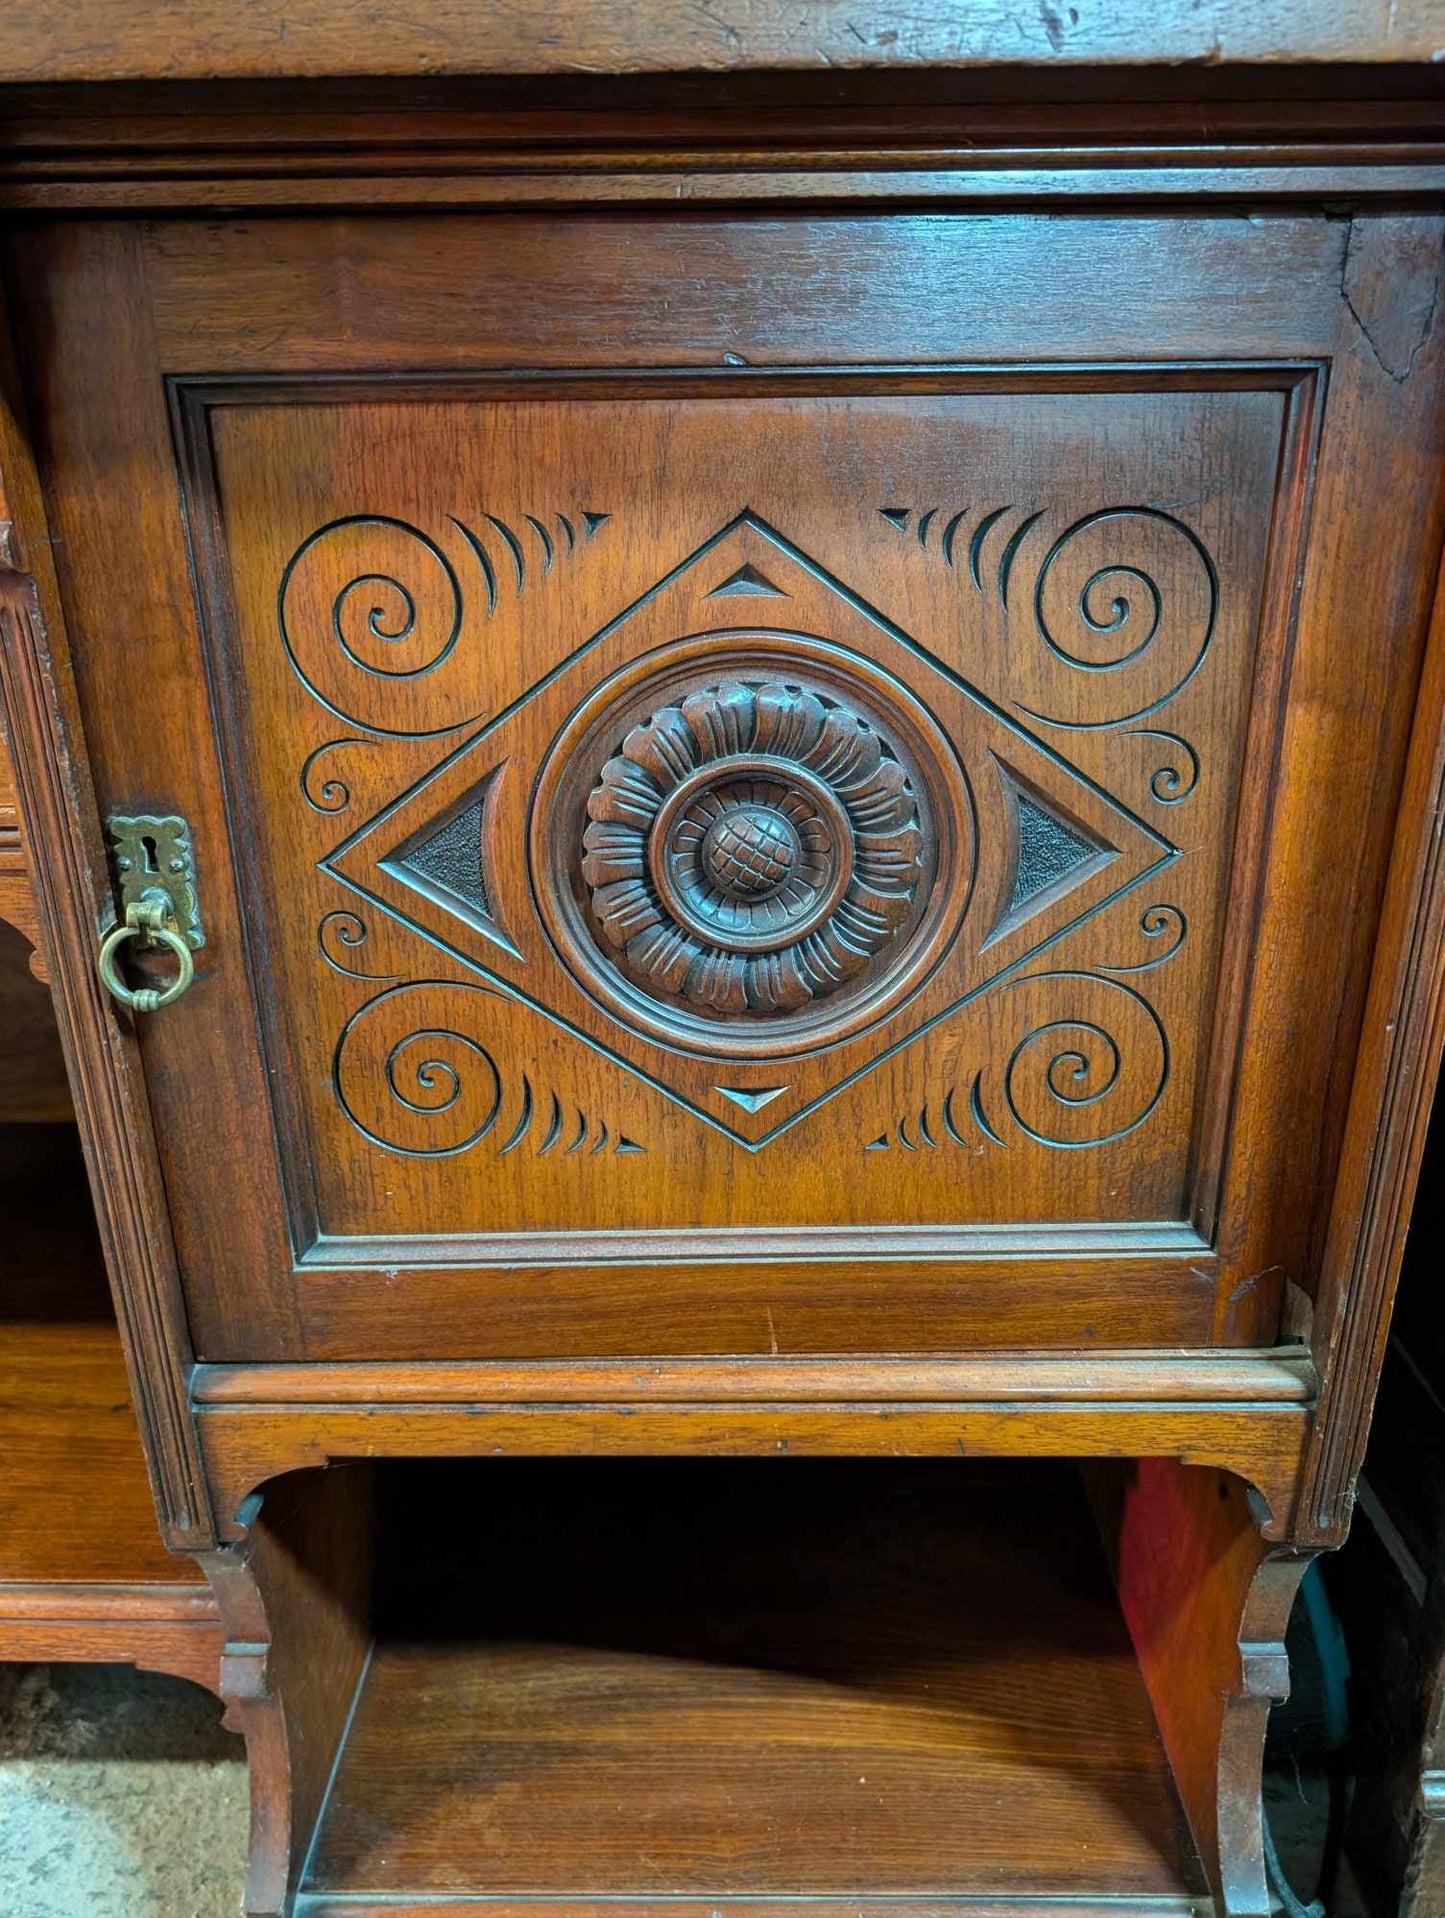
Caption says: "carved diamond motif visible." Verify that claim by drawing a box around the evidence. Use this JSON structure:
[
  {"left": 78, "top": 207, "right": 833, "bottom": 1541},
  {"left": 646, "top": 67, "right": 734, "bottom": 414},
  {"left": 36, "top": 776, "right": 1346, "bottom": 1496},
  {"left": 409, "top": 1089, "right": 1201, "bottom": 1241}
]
[{"left": 324, "top": 513, "right": 1176, "bottom": 1146}]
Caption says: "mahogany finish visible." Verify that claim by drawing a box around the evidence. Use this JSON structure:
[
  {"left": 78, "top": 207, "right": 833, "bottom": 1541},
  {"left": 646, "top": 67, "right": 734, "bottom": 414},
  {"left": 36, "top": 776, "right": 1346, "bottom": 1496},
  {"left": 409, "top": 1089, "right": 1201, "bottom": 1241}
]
[
  {"left": 0, "top": 1123, "right": 220, "bottom": 1688},
  {"left": 1111, "top": 1459, "right": 1310, "bottom": 1915},
  {"left": 9, "top": 207, "right": 1433, "bottom": 1376},
  {"left": 0, "top": 730, "right": 42, "bottom": 967},
  {"left": 312, "top": 1461, "right": 1205, "bottom": 1906},
  {"left": 0, "top": 1133, "right": 183, "bottom": 1584},
  {"left": 0, "top": 592, "right": 218, "bottom": 1684},
  {"left": 2, "top": 54, "right": 1445, "bottom": 1918},
  {"left": 204, "top": 1465, "right": 372, "bottom": 1918},
  {"left": 0, "top": 919, "right": 67, "bottom": 1119}
]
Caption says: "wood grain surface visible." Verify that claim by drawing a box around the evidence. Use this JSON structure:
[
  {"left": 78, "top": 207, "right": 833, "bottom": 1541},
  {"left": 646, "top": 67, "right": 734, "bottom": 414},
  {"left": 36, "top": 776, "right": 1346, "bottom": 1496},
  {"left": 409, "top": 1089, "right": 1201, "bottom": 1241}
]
[
  {"left": 0, "top": 1126, "right": 202, "bottom": 1585},
  {"left": 2, "top": 73, "right": 1445, "bottom": 1918},
  {"left": 0, "top": 923, "right": 68, "bottom": 1118},
  {"left": 204, "top": 1464, "right": 374, "bottom": 1917},
  {"left": 7, "top": 90, "right": 1445, "bottom": 217},
  {"left": 14, "top": 208, "right": 1441, "bottom": 1371},
  {"left": 194, "top": 1397, "right": 1310, "bottom": 1551},
  {"left": 307, "top": 1458, "right": 1205, "bottom": 1902},
  {"left": 0, "top": 727, "right": 45, "bottom": 966},
  {"left": 190, "top": 1348, "right": 1316, "bottom": 1404},
  {"left": 1110, "top": 1459, "right": 1311, "bottom": 1914},
  {"left": 0, "top": 1582, "right": 221, "bottom": 1689},
  {"left": 0, "top": 275, "right": 214, "bottom": 1546},
  {"left": 2, "top": 1, "right": 1445, "bottom": 85}
]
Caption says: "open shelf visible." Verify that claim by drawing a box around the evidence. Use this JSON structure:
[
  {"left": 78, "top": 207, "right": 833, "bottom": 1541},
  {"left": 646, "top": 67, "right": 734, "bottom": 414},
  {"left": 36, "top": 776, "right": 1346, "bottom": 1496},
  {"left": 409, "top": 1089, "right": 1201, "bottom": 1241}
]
[
  {"left": 298, "top": 1458, "right": 1205, "bottom": 1914},
  {"left": 0, "top": 1122, "right": 203, "bottom": 1588}
]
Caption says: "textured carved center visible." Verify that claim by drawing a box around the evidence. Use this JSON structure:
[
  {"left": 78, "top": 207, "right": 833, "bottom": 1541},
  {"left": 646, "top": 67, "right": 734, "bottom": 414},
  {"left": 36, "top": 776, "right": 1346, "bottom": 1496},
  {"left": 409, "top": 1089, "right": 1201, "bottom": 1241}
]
[
  {"left": 579, "top": 677, "right": 925, "bottom": 1018},
  {"left": 701, "top": 804, "right": 801, "bottom": 899}
]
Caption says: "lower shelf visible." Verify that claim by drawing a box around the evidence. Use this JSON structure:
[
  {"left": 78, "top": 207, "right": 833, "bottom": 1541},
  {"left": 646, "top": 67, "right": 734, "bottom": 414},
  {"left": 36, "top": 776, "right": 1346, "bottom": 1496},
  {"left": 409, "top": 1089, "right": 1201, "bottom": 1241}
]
[
  {"left": 0, "top": 1122, "right": 219, "bottom": 1689},
  {"left": 298, "top": 1458, "right": 1207, "bottom": 1914}
]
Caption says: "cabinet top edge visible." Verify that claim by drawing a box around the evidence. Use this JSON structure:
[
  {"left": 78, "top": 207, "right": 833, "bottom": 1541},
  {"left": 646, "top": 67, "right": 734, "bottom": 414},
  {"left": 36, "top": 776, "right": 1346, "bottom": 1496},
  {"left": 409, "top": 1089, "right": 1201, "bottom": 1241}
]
[{"left": 6, "top": 12, "right": 1445, "bottom": 90}]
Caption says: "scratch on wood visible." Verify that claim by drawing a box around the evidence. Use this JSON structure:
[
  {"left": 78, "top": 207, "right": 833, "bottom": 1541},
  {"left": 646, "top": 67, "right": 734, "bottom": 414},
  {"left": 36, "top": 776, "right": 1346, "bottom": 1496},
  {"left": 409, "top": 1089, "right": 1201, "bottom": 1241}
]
[{"left": 1341, "top": 216, "right": 1443, "bottom": 384}]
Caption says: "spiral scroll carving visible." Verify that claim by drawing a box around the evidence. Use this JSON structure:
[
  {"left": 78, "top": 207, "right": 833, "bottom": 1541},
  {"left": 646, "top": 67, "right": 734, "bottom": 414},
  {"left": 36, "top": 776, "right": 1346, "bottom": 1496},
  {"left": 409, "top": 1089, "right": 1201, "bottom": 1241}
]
[
  {"left": 332, "top": 981, "right": 504, "bottom": 1157},
  {"left": 318, "top": 910, "right": 402, "bottom": 982},
  {"left": 580, "top": 680, "right": 923, "bottom": 1016},
  {"left": 1130, "top": 729, "right": 1201, "bottom": 805},
  {"left": 301, "top": 737, "right": 368, "bottom": 814},
  {"left": 331, "top": 979, "right": 641, "bottom": 1158},
  {"left": 279, "top": 515, "right": 477, "bottom": 736},
  {"left": 1020, "top": 508, "right": 1218, "bottom": 730},
  {"left": 972, "top": 969, "right": 1170, "bottom": 1149},
  {"left": 1098, "top": 904, "right": 1188, "bottom": 975}
]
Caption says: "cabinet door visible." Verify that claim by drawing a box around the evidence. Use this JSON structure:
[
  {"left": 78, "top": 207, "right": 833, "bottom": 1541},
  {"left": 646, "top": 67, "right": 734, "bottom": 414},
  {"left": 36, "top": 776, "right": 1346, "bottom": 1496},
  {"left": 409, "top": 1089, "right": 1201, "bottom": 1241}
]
[{"left": 10, "top": 212, "right": 1444, "bottom": 1360}]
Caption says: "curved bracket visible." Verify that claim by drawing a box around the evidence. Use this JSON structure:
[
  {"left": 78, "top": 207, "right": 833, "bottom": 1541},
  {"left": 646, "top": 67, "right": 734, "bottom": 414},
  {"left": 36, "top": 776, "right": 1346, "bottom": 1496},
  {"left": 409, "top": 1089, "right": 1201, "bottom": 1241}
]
[{"left": 1111, "top": 1457, "right": 1316, "bottom": 1916}]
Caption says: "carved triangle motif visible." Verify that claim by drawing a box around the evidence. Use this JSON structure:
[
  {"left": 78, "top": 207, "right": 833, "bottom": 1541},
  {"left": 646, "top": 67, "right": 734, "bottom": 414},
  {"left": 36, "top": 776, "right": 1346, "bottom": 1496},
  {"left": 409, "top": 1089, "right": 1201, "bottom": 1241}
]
[
  {"left": 384, "top": 767, "right": 520, "bottom": 956},
  {"left": 1010, "top": 791, "right": 1103, "bottom": 914},
  {"left": 397, "top": 795, "right": 491, "bottom": 919},
  {"left": 715, "top": 1085, "right": 789, "bottom": 1113},
  {"left": 707, "top": 562, "right": 788, "bottom": 599}
]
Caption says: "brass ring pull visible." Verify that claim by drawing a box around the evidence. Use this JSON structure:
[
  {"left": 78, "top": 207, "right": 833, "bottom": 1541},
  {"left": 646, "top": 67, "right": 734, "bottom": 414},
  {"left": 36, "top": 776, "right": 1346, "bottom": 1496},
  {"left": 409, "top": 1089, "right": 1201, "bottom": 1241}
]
[{"left": 98, "top": 898, "right": 196, "bottom": 1013}]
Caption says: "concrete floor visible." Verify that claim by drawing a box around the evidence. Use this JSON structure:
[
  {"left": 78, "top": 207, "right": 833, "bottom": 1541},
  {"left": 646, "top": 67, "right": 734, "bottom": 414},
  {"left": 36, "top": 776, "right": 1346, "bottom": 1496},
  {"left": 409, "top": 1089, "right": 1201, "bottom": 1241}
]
[{"left": 0, "top": 1663, "right": 247, "bottom": 1918}]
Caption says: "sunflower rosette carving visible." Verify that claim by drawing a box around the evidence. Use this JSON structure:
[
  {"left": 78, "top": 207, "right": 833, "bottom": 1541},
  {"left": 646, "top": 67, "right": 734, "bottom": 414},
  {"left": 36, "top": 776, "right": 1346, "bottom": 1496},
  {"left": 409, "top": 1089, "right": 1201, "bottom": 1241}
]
[{"left": 580, "top": 680, "right": 923, "bottom": 1015}]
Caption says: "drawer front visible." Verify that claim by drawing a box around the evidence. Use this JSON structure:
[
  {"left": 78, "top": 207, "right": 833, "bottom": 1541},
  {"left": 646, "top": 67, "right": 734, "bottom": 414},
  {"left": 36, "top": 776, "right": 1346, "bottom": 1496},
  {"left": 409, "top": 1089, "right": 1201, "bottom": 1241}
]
[{"left": 13, "top": 212, "right": 1444, "bottom": 1359}]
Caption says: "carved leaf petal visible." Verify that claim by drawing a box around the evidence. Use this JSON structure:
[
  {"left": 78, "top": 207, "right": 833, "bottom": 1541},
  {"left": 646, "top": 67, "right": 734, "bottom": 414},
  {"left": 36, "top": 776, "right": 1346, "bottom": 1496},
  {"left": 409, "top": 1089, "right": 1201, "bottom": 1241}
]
[
  {"left": 844, "top": 755, "right": 916, "bottom": 832},
  {"left": 681, "top": 683, "right": 756, "bottom": 762},
  {"left": 801, "top": 710, "right": 883, "bottom": 792},
  {"left": 797, "top": 900, "right": 890, "bottom": 989},
  {"left": 794, "top": 934, "right": 863, "bottom": 991},
  {"left": 627, "top": 921, "right": 704, "bottom": 994},
  {"left": 833, "top": 894, "right": 901, "bottom": 950},
  {"left": 845, "top": 873, "right": 917, "bottom": 930},
  {"left": 580, "top": 821, "right": 647, "bottom": 887},
  {"left": 588, "top": 756, "right": 662, "bottom": 829},
  {"left": 622, "top": 707, "right": 698, "bottom": 793},
  {"left": 746, "top": 947, "right": 814, "bottom": 1012},
  {"left": 752, "top": 685, "right": 828, "bottom": 762},
  {"left": 592, "top": 878, "right": 663, "bottom": 949},
  {"left": 684, "top": 947, "right": 750, "bottom": 1014},
  {"left": 852, "top": 823, "right": 923, "bottom": 900}
]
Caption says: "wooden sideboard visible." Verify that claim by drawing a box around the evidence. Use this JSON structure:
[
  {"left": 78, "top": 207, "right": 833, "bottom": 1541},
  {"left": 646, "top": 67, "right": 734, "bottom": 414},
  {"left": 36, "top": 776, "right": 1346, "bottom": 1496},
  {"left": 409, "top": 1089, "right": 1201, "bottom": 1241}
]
[{"left": 3, "top": 23, "right": 1445, "bottom": 1918}]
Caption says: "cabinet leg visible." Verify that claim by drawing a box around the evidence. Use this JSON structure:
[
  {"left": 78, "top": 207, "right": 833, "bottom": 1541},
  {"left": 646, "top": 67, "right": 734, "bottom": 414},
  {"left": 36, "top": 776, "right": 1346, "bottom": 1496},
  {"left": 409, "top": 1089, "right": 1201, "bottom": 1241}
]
[
  {"left": 1107, "top": 1458, "right": 1313, "bottom": 1918},
  {"left": 198, "top": 1465, "right": 373, "bottom": 1918}
]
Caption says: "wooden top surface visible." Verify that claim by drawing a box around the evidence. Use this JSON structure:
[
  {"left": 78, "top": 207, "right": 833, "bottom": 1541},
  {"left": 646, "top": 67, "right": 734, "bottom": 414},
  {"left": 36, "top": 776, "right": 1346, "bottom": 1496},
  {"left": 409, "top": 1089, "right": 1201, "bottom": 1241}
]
[{"left": 2, "top": 1, "right": 1445, "bottom": 86}]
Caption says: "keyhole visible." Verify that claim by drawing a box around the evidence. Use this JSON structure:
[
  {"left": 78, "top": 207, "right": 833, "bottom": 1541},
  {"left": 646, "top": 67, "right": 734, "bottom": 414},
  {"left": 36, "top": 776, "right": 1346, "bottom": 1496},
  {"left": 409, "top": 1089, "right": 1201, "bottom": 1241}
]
[{"left": 140, "top": 834, "right": 159, "bottom": 874}]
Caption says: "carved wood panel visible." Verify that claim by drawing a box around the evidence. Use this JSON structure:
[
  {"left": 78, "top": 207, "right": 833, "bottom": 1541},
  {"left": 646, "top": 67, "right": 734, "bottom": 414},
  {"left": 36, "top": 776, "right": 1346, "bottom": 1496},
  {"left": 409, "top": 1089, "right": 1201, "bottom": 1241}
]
[
  {"left": 24, "top": 198, "right": 1445, "bottom": 1363},
  {"left": 180, "top": 379, "right": 1286, "bottom": 1284}
]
